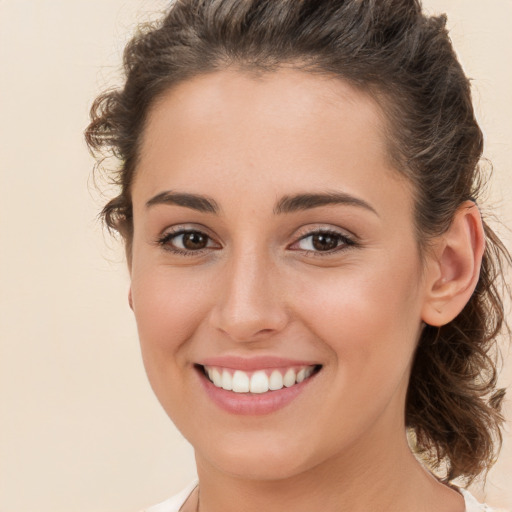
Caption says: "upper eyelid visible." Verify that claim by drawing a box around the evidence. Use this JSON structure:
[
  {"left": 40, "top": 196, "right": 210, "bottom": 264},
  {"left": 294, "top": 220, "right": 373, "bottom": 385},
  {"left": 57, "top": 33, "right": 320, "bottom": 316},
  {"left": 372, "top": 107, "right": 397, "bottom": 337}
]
[
  {"left": 158, "top": 224, "right": 354, "bottom": 238},
  {"left": 297, "top": 228, "right": 351, "bottom": 238},
  {"left": 158, "top": 228, "right": 221, "bottom": 246},
  {"left": 158, "top": 223, "right": 218, "bottom": 239},
  {"left": 157, "top": 224, "right": 356, "bottom": 238},
  {"left": 156, "top": 229, "right": 221, "bottom": 255},
  {"left": 290, "top": 230, "right": 355, "bottom": 249},
  {"left": 292, "top": 224, "right": 357, "bottom": 241}
]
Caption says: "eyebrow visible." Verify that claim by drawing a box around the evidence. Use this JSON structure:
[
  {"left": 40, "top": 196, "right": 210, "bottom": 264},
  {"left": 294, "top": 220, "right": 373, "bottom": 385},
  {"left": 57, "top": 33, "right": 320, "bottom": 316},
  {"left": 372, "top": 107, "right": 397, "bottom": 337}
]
[
  {"left": 145, "top": 191, "right": 220, "bottom": 214},
  {"left": 273, "top": 191, "right": 378, "bottom": 216},
  {"left": 145, "top": 190, "right": 378, "bottom": 217}
]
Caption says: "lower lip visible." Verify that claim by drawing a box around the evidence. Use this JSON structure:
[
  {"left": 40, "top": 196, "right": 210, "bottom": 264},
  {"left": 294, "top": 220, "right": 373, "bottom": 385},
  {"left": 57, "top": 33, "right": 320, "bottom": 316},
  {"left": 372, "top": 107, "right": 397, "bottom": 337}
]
[{"left": 196, "top": 367, "right": 318, "bottom": 415}]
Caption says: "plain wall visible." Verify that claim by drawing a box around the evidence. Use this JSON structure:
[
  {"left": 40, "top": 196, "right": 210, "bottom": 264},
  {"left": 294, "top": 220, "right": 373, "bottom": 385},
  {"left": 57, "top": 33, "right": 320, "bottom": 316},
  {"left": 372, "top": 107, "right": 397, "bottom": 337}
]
[{"left": 0, "top": 1, "right": 510, "bottom": 511}]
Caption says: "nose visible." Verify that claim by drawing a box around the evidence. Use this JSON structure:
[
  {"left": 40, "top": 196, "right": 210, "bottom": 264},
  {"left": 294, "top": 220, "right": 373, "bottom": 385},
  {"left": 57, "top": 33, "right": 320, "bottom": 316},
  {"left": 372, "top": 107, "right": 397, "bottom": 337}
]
[{"left": 209, "top": 249, "right": 289, "bottom": 343}]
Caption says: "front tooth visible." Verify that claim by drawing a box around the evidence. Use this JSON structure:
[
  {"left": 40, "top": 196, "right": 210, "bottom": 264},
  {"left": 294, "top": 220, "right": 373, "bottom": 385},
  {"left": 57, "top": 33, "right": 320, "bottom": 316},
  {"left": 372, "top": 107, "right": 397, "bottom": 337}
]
[
  {"left": 296, "top": 368, "right": 306, "bottom": 383},
  {"left": 250, "top": 371, "right": 269, "bottom": 393},
  {"left": 211, "top": 368, "right": 222, "bottom": 387},
  {"left": 221, "top": 369, "right": 232, "bottom": 391},
  {"left": 269, "top": 370, "right": 284, "bottom": 391},
  {"left": 232, "top": 370, "right": 250, "bottom": 393},
  {"left": 283, "top": 368, "right": 296, "bottom": 387}
]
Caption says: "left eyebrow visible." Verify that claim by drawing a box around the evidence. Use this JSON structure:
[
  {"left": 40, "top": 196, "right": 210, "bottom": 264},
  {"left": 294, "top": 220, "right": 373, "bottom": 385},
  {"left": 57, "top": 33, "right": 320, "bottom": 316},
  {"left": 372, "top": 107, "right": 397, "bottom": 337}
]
[
  {"left": 273, "top": 191, "right": 378, "bottom": 216},
  {"left": 145, "top": 191, "right": 220, "bottom": 214}
]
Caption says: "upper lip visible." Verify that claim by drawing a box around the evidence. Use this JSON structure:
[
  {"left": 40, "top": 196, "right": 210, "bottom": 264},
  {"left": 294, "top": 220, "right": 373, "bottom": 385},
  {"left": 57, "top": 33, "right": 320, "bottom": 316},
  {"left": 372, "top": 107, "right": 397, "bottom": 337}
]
[{"left": 197, "top": 355, "right": 320, "bottom": 371}]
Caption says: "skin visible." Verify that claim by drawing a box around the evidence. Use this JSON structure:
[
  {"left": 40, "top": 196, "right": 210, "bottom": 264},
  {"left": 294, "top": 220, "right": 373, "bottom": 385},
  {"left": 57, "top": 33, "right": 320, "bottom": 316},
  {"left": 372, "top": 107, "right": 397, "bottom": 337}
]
[{"left": 128, "top": 69, "right": 483, "bottom": 512}]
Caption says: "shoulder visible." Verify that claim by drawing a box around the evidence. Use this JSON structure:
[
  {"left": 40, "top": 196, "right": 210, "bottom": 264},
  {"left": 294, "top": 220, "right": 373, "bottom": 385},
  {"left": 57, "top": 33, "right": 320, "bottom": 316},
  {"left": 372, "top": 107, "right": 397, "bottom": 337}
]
[
  {"left": 140, "top": 481, "right": 198, "bottom": 512},
  {"left": 459, "top": 488, "right": 509, "bottom": 512}
]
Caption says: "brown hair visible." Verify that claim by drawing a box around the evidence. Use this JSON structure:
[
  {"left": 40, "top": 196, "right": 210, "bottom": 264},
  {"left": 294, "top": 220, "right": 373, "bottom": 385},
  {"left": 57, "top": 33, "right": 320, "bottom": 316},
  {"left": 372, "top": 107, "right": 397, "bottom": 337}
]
[{"left": 86, "top": 0, "right": 510, "bottom": 483}]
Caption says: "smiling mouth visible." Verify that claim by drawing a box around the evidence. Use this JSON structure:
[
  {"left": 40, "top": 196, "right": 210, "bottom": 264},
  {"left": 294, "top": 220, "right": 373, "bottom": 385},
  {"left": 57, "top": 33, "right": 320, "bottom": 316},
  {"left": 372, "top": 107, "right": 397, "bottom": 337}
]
[{"left": 198, "top": 364, "right": 322, "bottom": 394}]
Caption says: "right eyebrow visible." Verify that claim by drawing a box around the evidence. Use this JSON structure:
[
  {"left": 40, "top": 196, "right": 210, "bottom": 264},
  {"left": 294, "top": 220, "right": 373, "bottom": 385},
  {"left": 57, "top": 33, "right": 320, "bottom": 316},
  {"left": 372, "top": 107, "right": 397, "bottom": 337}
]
[
  {"left": 273, "top": 191, "right": 378, "bottom": 216},
  {"left": 145, "top": 191, "right": 220, "bottom": 214}
]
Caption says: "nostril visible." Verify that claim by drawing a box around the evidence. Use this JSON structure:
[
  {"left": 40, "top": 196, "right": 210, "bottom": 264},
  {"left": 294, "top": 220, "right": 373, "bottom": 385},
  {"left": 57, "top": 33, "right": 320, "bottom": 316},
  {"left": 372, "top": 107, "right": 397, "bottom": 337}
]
[{"left": 215, "top": 325, "right": 283, "bottom": 344}]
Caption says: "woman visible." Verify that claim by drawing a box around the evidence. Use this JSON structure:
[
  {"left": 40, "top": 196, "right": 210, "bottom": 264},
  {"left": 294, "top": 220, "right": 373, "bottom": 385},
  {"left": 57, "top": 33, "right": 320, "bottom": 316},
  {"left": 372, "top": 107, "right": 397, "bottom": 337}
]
[{"left": 86, "top": 1, "right": 510, "bottom": 511}]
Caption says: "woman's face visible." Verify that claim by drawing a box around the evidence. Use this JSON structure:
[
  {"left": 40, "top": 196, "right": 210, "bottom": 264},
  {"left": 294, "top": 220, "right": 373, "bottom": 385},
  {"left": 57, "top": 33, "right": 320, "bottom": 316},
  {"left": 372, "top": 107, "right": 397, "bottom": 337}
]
[{"left": 129, "top": 69, "right": 430, "bottom": 479}]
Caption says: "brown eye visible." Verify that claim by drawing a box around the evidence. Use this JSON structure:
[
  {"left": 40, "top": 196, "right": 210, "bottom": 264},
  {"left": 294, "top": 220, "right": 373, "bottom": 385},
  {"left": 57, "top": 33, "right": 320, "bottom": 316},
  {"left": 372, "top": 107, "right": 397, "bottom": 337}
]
[
  {"left": 293, "top": 230, "right": 355, "bottom": 253},
  {"left": 311, "top": 233, "right": 339, "bottom": 251},
  {"left": 158, "top": 229, "right": 217, "bottom": 253},
  {"left": 181, "top": 231, "right": 208, "bottom": 250}
]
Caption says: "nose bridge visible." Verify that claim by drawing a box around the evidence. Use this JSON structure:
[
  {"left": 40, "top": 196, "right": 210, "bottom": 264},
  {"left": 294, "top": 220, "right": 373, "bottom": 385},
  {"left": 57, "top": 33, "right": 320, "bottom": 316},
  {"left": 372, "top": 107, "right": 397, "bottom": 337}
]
[{"left": 210, "top": 243, "right": 287, "bottom": 342}]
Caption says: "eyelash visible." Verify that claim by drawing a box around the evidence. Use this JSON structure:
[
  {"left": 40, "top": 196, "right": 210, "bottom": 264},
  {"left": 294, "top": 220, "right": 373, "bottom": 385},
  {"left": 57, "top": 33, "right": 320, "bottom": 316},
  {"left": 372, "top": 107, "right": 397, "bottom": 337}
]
[
  {"left": 292, "top": 229, "right": 356, "bottom": 256},
  {"left": 156, "top": 229, "right": 219, "bottom": 257},
  {"left": 156, "top": 228, "right": 357, "bottom": 257}
]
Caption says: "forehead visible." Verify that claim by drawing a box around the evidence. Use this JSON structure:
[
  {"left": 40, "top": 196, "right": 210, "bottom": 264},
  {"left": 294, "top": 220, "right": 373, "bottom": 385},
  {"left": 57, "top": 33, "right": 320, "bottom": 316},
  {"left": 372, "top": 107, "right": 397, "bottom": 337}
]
[
  {"left": 134, "top": 68, "right": 409, "bottom": 212},
  {"left": 148, "top": 67, "right": 383, "bottom": 125},
  {"left": 140, "top": 68, "right": 389, "bottom": 156}
]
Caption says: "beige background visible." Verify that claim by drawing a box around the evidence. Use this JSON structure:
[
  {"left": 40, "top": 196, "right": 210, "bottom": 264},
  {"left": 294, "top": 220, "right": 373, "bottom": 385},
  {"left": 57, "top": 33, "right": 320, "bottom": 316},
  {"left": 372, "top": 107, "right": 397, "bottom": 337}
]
[{"left": 0, "top": 1, "right": 510, "bottom": 511}]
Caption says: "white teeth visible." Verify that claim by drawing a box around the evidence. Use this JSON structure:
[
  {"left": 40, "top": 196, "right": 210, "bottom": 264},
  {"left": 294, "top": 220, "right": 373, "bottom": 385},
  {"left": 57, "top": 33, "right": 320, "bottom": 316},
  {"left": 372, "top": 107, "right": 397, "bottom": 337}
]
[
  {"left": 250, "top": 371, "right": 269, "bottom": 394},
  {"left": 204, "top": 365, "right": 317, "bottom": 394},
  {"left": 211, "top": 368, "right": 222, "bottom": 387},
  {"left": 232, "top": 370, "right": 250, "bottom": 393},
  {"left": 283, "top": 368, "right": 296, "bottom": 387},
  {"left": 269, "top": 370, "right": 283, "bottom": 391},
  {"left": 221, "top": 369, "right": 232, "bottom": 391}
]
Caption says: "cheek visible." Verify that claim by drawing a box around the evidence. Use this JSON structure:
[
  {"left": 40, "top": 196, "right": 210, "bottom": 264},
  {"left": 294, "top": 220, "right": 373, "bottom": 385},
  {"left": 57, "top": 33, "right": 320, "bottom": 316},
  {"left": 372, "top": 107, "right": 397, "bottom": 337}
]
[
  {"left": 291, "top": 257, "right": 423, "bottom": 386},
  {"left": 130, "top": 264, "right": 211, "bottom": 360},
  {"left": 129, "top": 264, "right": 215, "bottom": 418},
  {"left": 293, "top": 270, "right": 422, "bottom": 446}
]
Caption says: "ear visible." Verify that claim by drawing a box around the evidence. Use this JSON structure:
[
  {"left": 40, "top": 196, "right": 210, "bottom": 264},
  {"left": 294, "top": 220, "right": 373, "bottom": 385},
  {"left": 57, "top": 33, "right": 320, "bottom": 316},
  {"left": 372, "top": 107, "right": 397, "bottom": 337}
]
[
  {"left": 421, "top": 201, "right": 485, "bottom": 327},
  {"left": 128, "top": 287, "right": 134, "bottom": 311}
]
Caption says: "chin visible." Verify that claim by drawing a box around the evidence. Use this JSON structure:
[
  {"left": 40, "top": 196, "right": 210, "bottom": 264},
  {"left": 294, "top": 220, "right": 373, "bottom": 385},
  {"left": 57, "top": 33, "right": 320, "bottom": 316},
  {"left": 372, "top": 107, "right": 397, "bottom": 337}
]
[
  {"left": 195, "top": 431, "right": 324, "bottom": 481},
  {"left": 211, "top": 453, "right": 310, "bottom": 481}
]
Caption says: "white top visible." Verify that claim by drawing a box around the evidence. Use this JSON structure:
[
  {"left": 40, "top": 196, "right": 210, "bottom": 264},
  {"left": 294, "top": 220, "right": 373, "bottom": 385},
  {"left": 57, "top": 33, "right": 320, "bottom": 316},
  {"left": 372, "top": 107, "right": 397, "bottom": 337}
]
[{"left": 141, "top": 481, "right": 508, "bottom": 512}]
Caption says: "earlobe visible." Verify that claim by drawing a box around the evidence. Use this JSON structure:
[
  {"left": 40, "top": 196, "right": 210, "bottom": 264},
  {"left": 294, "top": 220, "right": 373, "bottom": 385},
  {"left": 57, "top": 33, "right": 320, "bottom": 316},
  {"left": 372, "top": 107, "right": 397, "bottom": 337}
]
[{"left": 421, "top": 201, "right": 485, "bottom": 327}]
